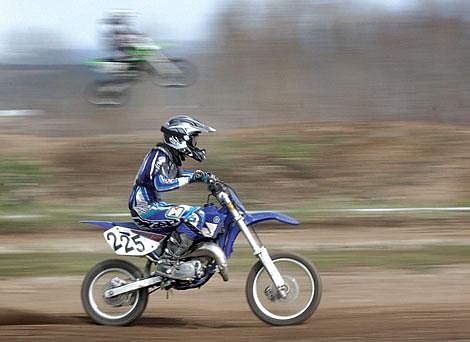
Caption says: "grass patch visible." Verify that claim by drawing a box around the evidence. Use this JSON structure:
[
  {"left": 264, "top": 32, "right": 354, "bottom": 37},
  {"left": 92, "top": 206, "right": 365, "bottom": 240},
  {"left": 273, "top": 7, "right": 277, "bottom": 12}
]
[
  {"left": 228, "top": 245, "right": 470, "bottom": 272},
  {"left": 0, "top": 159, "right": 43, "bottom": 189},
  {"left": 0, "top": 159, "right": 52, "bottom": 223},
  {"left": 304, "top": 245, "right": 470, "bottom": 271},
  {"left": 0, "top": 252, "right": 146, "bottom": 277},
  {"left": 0, "top": 245, "right": 469, "bottom": 277}
]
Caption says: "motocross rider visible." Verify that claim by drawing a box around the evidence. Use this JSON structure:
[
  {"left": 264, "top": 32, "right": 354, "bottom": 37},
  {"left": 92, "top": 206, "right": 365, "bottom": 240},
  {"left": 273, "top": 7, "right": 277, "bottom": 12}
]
[
  {"left": 129, "top": 115, "right": 215, "bottom": 277},
  {"left": 102, "top": 10, "right": 148, "bottom": 61}
]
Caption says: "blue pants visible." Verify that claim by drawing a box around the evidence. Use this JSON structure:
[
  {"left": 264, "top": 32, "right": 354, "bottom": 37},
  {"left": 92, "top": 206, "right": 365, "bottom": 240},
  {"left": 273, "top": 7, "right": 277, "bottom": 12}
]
[{"left": 132, "top": 202, "right": 206, "bottom": 239}]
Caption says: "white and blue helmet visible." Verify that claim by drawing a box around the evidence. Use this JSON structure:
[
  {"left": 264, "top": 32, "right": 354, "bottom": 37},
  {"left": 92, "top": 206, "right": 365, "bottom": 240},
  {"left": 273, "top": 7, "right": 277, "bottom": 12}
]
[{"left": 161, "top": 115, "right": 216, "bottom": 162}]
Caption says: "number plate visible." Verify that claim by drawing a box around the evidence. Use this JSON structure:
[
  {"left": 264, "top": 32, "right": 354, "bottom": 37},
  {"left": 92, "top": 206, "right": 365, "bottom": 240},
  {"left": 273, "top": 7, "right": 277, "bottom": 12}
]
[{"left": 103, "top": 226, "right": 160, "bottom": 256}]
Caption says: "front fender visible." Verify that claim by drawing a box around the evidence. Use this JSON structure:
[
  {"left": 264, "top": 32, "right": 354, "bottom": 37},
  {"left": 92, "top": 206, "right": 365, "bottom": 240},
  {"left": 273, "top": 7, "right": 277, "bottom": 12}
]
[{"left": 244, "top": 211, "right": 299, "bottom": 226}]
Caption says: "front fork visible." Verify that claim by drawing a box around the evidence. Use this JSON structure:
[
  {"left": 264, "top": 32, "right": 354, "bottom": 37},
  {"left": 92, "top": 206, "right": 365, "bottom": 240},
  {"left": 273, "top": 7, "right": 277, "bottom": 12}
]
[{"left": 218, "top": 192, "right": 288, "bottom": 298}]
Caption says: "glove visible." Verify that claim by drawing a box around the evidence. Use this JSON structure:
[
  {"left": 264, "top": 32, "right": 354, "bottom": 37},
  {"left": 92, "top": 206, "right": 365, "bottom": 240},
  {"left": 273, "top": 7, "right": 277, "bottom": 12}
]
[{"left": 191, "top": 170, "right": 211, "bottom": 183}]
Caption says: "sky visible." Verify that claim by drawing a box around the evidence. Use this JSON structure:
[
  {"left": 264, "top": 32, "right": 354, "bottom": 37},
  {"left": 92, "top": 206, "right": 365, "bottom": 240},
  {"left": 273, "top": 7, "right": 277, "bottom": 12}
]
[
  {"left": 0, "top": 0, "right": 222, "bottom": 51},
  {"left": 0, "top": 0, "right": 468, "bottom": 53}
]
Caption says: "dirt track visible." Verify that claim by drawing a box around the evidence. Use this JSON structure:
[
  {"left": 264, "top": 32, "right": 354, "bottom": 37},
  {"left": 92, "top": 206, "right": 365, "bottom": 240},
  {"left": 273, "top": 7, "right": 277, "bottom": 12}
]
[
  {"left": 1, "top": 266, "right": 469, "bottom": 341},
  {"left": 1, "top": 221, "right": 470, "bottom": 341},
  {"left": 1, "top": 306, "right": 469, "bottom": 341}
]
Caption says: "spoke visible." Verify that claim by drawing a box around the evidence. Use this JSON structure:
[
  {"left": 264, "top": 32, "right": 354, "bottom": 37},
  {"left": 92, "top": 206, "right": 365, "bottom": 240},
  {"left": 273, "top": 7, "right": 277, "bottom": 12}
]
[
  {"left": 252, "top": 258, "right": 315, "bottom": 320},
  {"left": 88, "top": 268, "right": 140, "bottom": 320}
]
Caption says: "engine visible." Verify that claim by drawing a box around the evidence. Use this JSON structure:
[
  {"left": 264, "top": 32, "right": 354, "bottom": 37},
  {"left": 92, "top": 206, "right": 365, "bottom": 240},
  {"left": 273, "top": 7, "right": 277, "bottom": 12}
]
[{"left": 171, "top": 259, "right": 207, "bottom": 280}]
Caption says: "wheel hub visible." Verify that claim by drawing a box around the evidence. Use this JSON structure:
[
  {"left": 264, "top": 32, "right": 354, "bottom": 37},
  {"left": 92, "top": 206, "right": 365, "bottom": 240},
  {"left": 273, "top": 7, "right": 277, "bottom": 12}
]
[
  {"left": 264, "top": 276, "right": 299, "bottom": 303},
  {"left": 102, "top": 277, "right": 134, "bottom": 307}
]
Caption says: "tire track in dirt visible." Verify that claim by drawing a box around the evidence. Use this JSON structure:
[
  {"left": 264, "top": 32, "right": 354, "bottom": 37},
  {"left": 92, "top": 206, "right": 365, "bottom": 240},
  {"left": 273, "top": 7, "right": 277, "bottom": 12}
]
[{"left": 0, "top": 305, "right": 469, "bottom": 341}]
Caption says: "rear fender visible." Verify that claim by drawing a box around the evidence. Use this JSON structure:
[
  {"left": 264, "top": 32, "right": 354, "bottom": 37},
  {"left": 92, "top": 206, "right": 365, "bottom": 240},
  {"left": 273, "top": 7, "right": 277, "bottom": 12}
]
[{"left": 80, "top": 220, "right": 139, "bottom": 230}]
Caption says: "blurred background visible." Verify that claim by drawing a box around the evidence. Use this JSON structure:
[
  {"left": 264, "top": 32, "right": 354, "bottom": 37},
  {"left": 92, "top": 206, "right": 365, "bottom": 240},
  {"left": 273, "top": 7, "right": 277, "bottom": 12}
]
[{"left": 1, "top": 1, "right": 470, "bottom": 339}]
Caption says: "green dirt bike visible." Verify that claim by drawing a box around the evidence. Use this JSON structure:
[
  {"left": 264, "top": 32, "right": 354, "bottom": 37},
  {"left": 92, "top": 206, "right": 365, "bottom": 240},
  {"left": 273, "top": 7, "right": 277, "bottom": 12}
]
[{"left": 84, "top": 43, "right": 197, "bottom": 105}]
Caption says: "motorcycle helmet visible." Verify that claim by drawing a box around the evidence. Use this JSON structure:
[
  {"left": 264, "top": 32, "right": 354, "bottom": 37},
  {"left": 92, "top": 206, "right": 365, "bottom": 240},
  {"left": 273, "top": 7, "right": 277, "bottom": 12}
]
[{"left": 161, "top": 115, "right": 216, "bottom": 162}]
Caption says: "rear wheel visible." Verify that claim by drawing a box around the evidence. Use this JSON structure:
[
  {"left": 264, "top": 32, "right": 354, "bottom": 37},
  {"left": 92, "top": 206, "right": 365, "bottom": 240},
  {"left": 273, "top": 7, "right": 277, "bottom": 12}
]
[
  {"left": 246, "top": 253, "right": 322, "bottom": 326},
  {"left": 83, "top": 79, "right": 131, "bottom": 106},
  {"left": 81, "top": 259, "right": 148, "bottom": 326}
]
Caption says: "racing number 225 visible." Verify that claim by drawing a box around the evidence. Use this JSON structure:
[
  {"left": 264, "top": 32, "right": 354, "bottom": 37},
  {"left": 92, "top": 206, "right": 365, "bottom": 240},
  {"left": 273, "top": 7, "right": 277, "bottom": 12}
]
[{"left": 106, "top": 231, "right": 145, "bottom": 253}]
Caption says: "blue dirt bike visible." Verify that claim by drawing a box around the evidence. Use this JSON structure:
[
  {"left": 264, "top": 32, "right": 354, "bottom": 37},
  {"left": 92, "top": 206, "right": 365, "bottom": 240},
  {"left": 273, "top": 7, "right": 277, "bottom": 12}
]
[{"left": 80, "top": 175, "right": 322, "bottom": 326}]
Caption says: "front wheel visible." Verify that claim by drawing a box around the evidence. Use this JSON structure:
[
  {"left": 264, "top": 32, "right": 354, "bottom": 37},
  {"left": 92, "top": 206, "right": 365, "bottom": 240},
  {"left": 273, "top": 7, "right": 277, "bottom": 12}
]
[
  {"left": 81, "top": 259, "right": 148, "bottom": 326},
  {"left": 246, "top": 253, "right": 322, "bottom": 326}
]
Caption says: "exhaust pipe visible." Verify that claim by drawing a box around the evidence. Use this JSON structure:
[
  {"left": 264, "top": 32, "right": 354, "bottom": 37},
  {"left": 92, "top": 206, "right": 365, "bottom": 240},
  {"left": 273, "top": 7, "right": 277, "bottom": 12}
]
[{"left": 184, "top": 242, "right": 229, "bottom": 281}]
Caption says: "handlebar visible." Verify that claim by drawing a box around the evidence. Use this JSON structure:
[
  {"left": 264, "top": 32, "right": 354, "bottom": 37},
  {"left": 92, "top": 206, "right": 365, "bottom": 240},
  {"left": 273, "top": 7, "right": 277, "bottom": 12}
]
[
  {"left": 205, "top": 173, "right": 246, "bottom": 214},
  {"left": 207, "top": 175, "right": 225, "bottom": 196}
]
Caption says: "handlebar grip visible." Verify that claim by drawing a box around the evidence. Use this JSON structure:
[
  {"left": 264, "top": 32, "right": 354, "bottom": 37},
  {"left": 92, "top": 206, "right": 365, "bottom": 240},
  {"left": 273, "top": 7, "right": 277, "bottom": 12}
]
[{"left": 194, "top": 170, "right": 205, "bottom": 178}]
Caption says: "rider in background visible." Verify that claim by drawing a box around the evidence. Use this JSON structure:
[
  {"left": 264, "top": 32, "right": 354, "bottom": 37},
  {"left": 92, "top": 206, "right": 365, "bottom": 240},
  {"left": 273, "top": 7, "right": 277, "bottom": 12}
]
[
  {"left": 101, "top": 10, "right": 149, "bottom": 62},
  {"left": 129, "top": 116, "right": 216, "bottom": 278}
]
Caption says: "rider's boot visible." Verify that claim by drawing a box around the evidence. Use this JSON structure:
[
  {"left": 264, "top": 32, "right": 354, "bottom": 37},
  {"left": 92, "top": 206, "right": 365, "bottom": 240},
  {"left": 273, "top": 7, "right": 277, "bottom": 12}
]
[{"left": 155, "top": 230, "right": 194, "bottom": 278}]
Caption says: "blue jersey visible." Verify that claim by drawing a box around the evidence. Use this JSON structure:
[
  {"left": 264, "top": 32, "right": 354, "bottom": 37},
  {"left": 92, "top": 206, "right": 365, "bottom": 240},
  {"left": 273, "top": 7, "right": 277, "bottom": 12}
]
[{"left": 129, "top": 144, "right": 194, "bottom": 215}]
